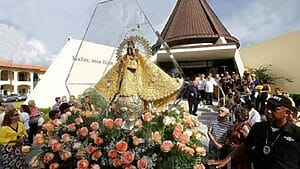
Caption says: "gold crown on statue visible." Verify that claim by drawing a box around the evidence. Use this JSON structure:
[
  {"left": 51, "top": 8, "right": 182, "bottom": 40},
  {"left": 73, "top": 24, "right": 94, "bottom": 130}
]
[{"left": 116, "top": 35, "right": 152, "bottom": 59}]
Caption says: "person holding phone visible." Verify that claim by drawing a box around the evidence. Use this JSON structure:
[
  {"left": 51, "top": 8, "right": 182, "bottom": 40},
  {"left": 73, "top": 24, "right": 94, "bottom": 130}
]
[{"left": 0, "top": 105, "right": 26, "bottom": 169}]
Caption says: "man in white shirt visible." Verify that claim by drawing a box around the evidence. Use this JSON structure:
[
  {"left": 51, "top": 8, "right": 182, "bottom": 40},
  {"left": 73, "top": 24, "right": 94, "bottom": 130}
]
[
  {"left": 197, "top": 74, "right": 206, "bottom": 104},
  {"left": 245, "top": 102, "right": 262, "bottom": 126},
  {"left": 205, "top": 75, "right": 218, "bottom": 105}
]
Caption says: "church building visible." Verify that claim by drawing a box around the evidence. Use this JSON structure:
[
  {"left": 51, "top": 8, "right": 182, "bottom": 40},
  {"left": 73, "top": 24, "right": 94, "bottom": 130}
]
[{"left": 152, "top": 0, "right": 244, "bottom": 78}]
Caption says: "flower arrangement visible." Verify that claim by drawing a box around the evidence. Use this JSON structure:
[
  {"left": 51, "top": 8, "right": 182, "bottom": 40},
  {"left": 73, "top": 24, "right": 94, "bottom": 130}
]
[{"left": 30, "top": 104, "right": 207, "bottom": 169}]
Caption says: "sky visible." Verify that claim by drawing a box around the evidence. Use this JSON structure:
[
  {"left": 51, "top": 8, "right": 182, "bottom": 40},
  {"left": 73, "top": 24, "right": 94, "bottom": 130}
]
[{"left": 0, "top": 0, "right": 299, "bottom": 67}]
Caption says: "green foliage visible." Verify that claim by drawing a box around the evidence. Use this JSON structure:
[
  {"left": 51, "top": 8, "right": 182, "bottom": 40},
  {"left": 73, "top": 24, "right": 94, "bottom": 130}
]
[
  {"left": 157, "top": 148, "right": 197, "bottom": 169},
  {"left": 247, "top": 64, "right": 293, "bottom": 84},
  {"left": 78, "top": 88, "right": 108, "bottom": 112},
  {"left": 291, "top": 94, "right": 300, "bottom": 107}
]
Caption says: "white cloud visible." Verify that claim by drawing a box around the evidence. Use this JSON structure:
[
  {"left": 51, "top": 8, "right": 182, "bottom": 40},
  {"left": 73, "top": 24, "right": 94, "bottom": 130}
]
[{"left": 0, "top": 24, "right": 55, "bottom": 66}]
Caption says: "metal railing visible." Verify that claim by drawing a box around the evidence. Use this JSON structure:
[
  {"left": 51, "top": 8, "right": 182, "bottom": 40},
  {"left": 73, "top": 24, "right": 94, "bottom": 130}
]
[{"left": 217, "top": 86, "right": 226, "bottom": 106}]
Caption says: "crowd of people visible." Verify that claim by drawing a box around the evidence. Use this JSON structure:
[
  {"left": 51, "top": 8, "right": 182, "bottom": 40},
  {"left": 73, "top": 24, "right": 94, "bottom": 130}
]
[
  {"left": 0, "top": 94, "right": 96, "bottom": 168},
  {"left": 0, "top": 70, "right": 299, "bottom": 169},
  {"left": 177, "top": 70, "right": 300, "bottom": 169}
]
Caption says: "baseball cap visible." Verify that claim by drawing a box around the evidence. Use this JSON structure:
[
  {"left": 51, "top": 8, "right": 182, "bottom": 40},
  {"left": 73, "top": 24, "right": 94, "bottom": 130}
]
[{"left": 267, "top": 95, "right": 293, "bottom": 110}]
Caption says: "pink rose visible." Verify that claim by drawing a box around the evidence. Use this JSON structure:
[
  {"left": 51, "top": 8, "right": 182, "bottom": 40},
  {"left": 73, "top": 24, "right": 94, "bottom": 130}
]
[
  {"left": 75, "top": 117, "right": 83, "bottom": 125},
  {"left": 33, "top": 133, "right": 44, "bottom": 145},
  {"left": 90, "top": 164, "right": 100, "bottom": 169},
  {"left": 43, "top": 152, "right": 55, "bottom": 163},
  {"left": 124, "top": 165, "right": 137, "bottom": 169},
  {"left": 137, "top": 158, "right": 148, "bottom": 169},
  {"left": 132, "top": 136, "right": 145, "bottom": 146},
  {"left": 60, "top": 150, "right": 72, "bottom": 161},
  {"left": 122, "top": 151, "right": 135, "bottom": 164},
  {"left": 108, "top": 149, "right": 118, "bottom": 158},
  {"left": 52, "top": 119, "right": 62, "bottom": 127},
  {"left": 51, "top": 143, "right": 62, "bottom": 152},
  {"left": 90, "top": 122, "right": 99, "bottom": 131},
  {"left": 103, "top": 118, "right": 114, "bottom": 129},
  {"left": 196, "top": 147, "right": 207, "bottom": 156},
  {"left": 21, "top": 145, "right": 31, "bottom": 153},
  {"left": 174, "top": 124, "right": 183, "bottom": 132},
  {"left": 77, "top": 159, "right": 89, "bottom": 169},
  {"left": 67, "top": 123, "right": 76, "bottom": 132},
  {"left": 73, "top": 142, "right": 82, "bottom": 149},
  {"left": 116, "top": 140, "right": 128, "bottom": 153},
  {"left": 135, "top": 119, "right": 143, "bottom": 128},
  {"left": 112, "top": 158, "right": 121, "bottom": 167},
  {"left": 179, "top": 133, "right": 190, "bottom": 144},
  {"left": 86, "top": 146, "right": 96, "bottom": 154},
  {"left": 177, "top": 142, "right": 186, "bottom": 150},
  {"left": 48, "top": 139, "right": 58, "bottom": 147},
  {"left": 43, "top": 123, "right": 54, "bottom": 131},
  {"left": 151, "top": 132, "right": 162, "bottom": 143},
  {"left": 194, "top": 163, "right": 206, "bottom": 169},
  {"left": 94, "top": 137, "right": 103, "bottom": 145},
  {"left": 173, "top": 124, "right": 183, "bottom": 139},
  {"left": 114, "top": 118, "right": 123, "bottom": 127},
  {"left": 92, "top": 150, "right": 102, "bottom": 160},
  {"left": 183, "top": 146, "right": 195, "bottom": 155},
  {"left": 61, "top": 133, "right": 71, "bottom": 143},
  {"left": 89, "top": 131, "right": 98, "bottom": 140},
  {"left": 160, "top": 140, "right": 174, "bottom": 153},
  {"left": 77, "top": 127, "right": 89, "bottom": 137},
  {"left": 173, "top": 130, "right": 182, "bottom": 140},
  {"left": 76, "top": 150, "right": 86, "bottom": 159},
  {"left": 49, "top": 162, "right": 59, "bottom": 169},
  {"left": 142, "top": 112, "right": 152, "bottom": 122},
  {"left": 84, "top": 111, "right": 93, "bottom": 118}
]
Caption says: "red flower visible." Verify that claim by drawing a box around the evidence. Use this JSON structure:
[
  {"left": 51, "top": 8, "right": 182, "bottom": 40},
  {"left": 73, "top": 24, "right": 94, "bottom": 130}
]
[
  {"left": 137, "top": 158, "right": 148, "bottom": 169},
  {"left": 122, "top": 151, "right": 135, "bottom": 164},
  {"left": 108, "top": 149, "right": 118, "bottom": 158},
  {"left": 116, "top": 140, "right": 128, "bottom": 153},
  {"left": 77, "top": 159, "right": 89, "bottom": 169}
]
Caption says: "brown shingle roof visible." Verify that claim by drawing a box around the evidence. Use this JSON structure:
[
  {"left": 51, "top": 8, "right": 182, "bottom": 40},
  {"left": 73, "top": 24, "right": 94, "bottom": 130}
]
[
  {"left": 153, "top": 0, "right": 240, "bottom": 51},
  {"left": 0, "top": 60, "right": 47, "bottom": 72}
]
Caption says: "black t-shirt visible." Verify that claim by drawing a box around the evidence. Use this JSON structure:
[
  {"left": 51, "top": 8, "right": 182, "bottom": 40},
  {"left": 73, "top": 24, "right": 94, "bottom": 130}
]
[{"left": 245, "top": 121, "right": 300, "bottom": 169}]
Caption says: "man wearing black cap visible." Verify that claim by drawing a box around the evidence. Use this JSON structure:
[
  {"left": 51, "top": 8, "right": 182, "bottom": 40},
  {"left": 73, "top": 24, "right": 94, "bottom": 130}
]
[{"left": 209, "top": 95, "right": 300, "bottom": 169}]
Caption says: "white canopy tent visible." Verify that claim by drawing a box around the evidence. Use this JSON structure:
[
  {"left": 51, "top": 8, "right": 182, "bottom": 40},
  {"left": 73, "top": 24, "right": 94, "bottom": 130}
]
[{"left": 26, "top": 38, "right": 116, "bottom": 108}]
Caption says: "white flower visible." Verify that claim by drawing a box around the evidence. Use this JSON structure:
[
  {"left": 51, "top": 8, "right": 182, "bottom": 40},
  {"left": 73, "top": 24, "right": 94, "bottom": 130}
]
[
  {"left": 183, "top": 129, "right": 193, "bottom": 137},
  {"left": 163, "top": 116, "right": 174, "bottom": 126},
  {"left": 175, "top": 109, "right": 181, "bottom": 115},
  {"left": 171, "top": 107, "right": 177, "bottom": 111}
]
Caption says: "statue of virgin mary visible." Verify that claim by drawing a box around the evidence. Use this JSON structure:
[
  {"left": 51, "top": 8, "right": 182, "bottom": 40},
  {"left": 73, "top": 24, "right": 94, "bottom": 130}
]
[{"left": 95, "top": 36, "right": 180, "bottom": 129}]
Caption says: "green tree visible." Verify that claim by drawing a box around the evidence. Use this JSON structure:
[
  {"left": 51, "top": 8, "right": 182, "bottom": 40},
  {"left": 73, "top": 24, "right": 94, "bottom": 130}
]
[{"left": 247, "top": 64, "right": 292, "bottom": 84}]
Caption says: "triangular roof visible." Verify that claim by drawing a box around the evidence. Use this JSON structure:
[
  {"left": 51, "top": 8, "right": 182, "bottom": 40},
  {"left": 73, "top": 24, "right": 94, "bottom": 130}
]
[{"left": 153, "top": 0, "right": 239, "bottom": 50}]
